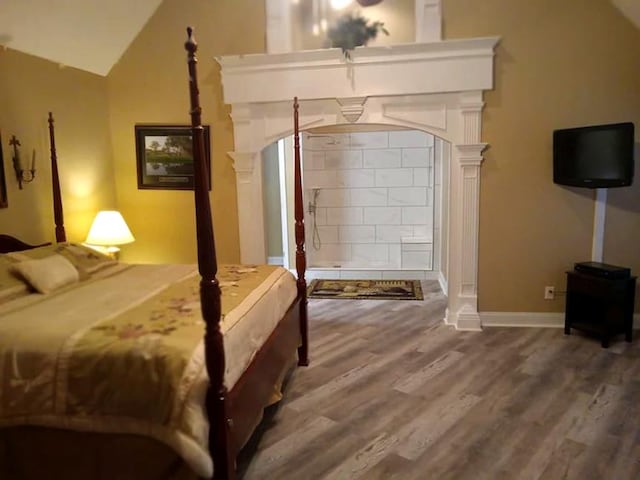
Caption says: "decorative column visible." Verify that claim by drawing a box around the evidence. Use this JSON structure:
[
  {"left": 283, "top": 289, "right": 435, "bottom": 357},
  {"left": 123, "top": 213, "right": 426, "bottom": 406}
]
[
  {"left": 445, "top": 94, "right": 485, "bottom": 331},
  {"left": 228, "top": 151, "right": 267, "bottom": 264}
]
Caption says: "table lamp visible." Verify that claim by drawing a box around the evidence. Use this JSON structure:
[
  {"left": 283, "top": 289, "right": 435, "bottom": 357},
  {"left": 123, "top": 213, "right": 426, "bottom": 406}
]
[{"left": 85, "top": 210, "right": 135, "bottom": 259}]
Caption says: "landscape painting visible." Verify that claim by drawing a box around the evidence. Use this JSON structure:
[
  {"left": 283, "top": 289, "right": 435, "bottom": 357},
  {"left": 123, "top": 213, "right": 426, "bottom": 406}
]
[{"left": 135, "top": 125, "right": 211, "bottom": 190}]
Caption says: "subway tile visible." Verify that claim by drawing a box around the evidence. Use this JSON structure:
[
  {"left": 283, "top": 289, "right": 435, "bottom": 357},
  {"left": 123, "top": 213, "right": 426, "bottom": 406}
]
[
  {"left": 310, "top": 243, "right": 352, "bottom": 263},
  {"left": 363, "top": 149, "right": 402, "bottom": 168},
  {"left": 413, "top": 168, "right": 429, "bottom": 186},
  {"left": 401, "top": 148, "right": 430, "bottom": 168},
  {"left": 402, "top": 206, "right": 432, "bottom": 225},
  {"left": 303, "top": 150, "right": 326, "bottom": 170},
  {"left": 382, "top": 270, "right": 427, "bottom": 280},
  {"left": 306, "top": 269, "right": 341, "bottom": 280},
  {"left": 413, "top": 225, "right": 433, "bottom": 241},
  {"left": 304, "top": 170, "right": 337, "bottom": 188},
  {"left": 325, "top": 150, "right": 363, "bottom": 170},
  {"left": 304, "top": 133, "right": 349, "bottom": 150},
  {"left": 388, "top": 244, "right": 402, "bottom": 268},
  {"left": 364, "top": 207, "right": 402, "bottom": 225},
  {"left": 314, "top": 207, "right": 327, "bottom": 225},
  {"left": 351, "top": 244, "right": 389, "bottom": 264},
  {"left": 375, "top": 169, "right": 413, "bottom": 187},
  {"left": 339, "top": 226, "right": 376, "bottom": 244},
  {"left": 335, "top": 169, "right": 375, "bottom": 188},
  {"left": 402, "top": 251, "right": 433, "bottom": 269},
  {"left": 315, "top": 225, "right": 339, "bottom": 244},
  {"left": 389, "top": 130, "right": 434, "bottom": 148},
  {"left": 350, "top": 188, "right": 387, "bottom": 206},
  {"left": 401, "top": 243, "right": 432, "bottom": 252},
  {"left": 313, "top": 188, "right": 349, "bottom": 207},
  {"left": 326, "top": 207, "right": 363, "bottom": 225},
  {"left": 388, "top": 187, "right": 428, "bottom": 206},
  {"left": 376, "top": 225, "right": 414, "bottom": 243},
  {"left": 339, "top": 270, "right": 383, "bottom": 280},
  {"left": 349, "top": 131, "right": 389, "bottom": 149}
]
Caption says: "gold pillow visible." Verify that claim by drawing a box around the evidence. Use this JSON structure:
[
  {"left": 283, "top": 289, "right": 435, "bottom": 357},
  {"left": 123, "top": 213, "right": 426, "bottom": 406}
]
[
  {"left": 0, "top": 255, "right": 29, "bottom": 303},
  {"left": 60, "top": 244, "right": 117, "bottom": 275},
  {"left": 12, "top": 254, "right": 80, "bottom": 294},
  {"left": 7, "top": 243, "right": 117, "bottom": 278}
]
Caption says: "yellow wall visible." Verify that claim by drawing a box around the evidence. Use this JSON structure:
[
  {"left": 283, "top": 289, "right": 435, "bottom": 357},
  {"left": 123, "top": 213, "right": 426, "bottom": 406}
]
[
  {"left": 0, "top": 49, "right": 115, "bottom": 245},
  {"left": 442, "top": 0, "right": 640, "bottom": 312},
  {"left": 107, "top": 0, "right": 264, "bottom": 264},
  {"left": 4, "top": 0, "right": 637, "bottom": 315}
]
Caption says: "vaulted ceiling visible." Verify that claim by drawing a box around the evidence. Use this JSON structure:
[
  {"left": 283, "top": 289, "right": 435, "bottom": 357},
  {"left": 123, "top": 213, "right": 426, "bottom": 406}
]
[
  {"left": 0, "top": 0, "right": 163, "bottom": 76},
  {"left": 0, "top": 0, "right": 638, "bottom": 77}
]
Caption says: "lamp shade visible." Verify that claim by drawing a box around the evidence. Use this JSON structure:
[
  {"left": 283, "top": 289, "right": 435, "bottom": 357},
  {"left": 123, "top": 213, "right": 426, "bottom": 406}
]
[{"left": 86, "top": 211, "right": 135, "bottom": 247}]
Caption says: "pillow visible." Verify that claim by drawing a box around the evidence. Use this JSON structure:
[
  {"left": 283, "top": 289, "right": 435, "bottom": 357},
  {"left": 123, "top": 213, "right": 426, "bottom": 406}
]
[
  {"left": 12, "top": 254, "right": 80, "bottom": 294},
  {"left": 7, "top": 243, "right": 117, "bottom": 278},
  {"left": 0, "top": 255, "right": 29, "bottom": 303},
  {"left": 60, "top": 244, "right": 117, "bottom": 275}
]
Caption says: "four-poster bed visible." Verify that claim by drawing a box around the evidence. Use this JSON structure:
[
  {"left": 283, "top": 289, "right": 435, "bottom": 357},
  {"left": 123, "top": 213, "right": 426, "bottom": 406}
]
[{"left": 0, "top": 28, "right": 308, "bottom": 480}]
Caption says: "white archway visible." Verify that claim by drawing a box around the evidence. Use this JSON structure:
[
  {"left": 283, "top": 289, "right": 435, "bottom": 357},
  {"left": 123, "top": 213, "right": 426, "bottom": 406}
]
[{"left": 217, "top": 37, "right": 498, "bottom": 331}]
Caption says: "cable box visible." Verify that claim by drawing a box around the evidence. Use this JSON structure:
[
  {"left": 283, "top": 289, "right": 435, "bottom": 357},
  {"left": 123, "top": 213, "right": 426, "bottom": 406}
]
[{"left": 574, "top": 261, "right": 630, "bottom": 279}]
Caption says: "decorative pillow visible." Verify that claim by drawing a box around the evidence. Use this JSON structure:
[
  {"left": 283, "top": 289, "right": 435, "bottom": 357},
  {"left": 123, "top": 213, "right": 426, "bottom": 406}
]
[
  {"left": 0, "top": 255, "right": 29, "bottom": 303},
  {"left": 7, "top": 243, "right": 117, "bottom": 279},
  {"left": 59, "top": 244, "right": 117, "bottom": 275},
  {"left": 11, "top": 254, "right": 80, "bottom": 294}
]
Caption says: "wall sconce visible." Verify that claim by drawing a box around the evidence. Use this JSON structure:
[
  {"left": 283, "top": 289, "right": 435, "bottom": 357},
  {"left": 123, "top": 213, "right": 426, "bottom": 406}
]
[
  {"left": 9, "top": 135, "right": 36, "bottom": 189},
  {"left": 85, "top": 210, "right": 135, "bottom": 260}
]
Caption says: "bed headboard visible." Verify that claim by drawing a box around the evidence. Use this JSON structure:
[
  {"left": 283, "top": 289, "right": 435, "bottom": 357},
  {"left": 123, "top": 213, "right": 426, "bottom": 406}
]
[
  {"left": 0, "top": 235, "right": 51, "bottom": 254},
  {"left": 0, "top": 113, "right": 65, "bottom": 252}
]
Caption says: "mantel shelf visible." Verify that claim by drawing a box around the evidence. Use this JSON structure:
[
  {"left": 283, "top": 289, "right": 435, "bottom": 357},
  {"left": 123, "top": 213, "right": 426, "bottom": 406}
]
[{"left": 217, "top": 37, "right": 500, "bottom": 104}]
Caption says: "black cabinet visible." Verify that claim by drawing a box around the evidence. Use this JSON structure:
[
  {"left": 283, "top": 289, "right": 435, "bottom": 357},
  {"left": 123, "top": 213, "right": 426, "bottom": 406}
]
[{"left": 564, "top": 269, "right": 636, "bottom": 348}]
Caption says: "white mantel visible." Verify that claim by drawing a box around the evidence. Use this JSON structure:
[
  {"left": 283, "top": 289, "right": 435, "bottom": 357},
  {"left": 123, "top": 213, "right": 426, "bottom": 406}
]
[
  {"left": 219, "top": 38, "right": 497, "bottom": 104},
  {"left": 216, "top": 36, "right": 499, "bottom": 331}
]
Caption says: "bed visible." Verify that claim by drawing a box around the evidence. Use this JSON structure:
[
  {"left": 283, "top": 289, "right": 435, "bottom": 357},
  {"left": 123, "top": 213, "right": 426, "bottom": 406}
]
[{"left": 0, "top": 28, "right": 308, "bottom": 480}]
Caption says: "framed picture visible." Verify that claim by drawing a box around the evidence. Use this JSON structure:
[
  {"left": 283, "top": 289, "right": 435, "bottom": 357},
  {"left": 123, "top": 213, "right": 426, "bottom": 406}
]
[
  {"left": 135, "top": 125, "right": 211, "bottom": 190},
  {"left": 0, "top": 131, "right": 7, "bottom": 208}
]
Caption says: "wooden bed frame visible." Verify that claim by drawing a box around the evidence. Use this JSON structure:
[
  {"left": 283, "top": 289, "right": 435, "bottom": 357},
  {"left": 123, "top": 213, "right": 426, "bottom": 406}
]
[{"left": 0, "top": 28, "right": 309, "bottom": 480}]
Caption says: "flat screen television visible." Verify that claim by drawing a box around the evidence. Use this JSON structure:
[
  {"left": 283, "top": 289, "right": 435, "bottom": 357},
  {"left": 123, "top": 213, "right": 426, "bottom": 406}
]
[{"left": 553, "top": 122, "right": 635, "bottom": 188}]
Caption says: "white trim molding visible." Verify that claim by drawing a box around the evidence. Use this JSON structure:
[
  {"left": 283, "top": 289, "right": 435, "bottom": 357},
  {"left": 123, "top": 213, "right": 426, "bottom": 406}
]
[
  {"left": 217, "top": 37, "right": 500, "bottom": 331},
  {"left": 481, "top": 312, "right": 640, "bottom": 330}
]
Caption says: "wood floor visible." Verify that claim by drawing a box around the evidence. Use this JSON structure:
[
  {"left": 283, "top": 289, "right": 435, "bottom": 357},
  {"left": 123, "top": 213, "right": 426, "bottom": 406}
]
[{"left": 237, "top": 281, "right": 640, "bottom": 480}]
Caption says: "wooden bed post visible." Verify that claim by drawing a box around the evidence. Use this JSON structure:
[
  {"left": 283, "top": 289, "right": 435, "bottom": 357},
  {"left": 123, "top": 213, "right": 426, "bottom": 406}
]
[
  {"left": 184, "top": 28, "right": 234, "bottom": 480},
  {"left": 48, "top": 112, "right": 66, "bottom": 243},
  {"left": 293, "top": 98, "right": 309, "bottom": 366}
]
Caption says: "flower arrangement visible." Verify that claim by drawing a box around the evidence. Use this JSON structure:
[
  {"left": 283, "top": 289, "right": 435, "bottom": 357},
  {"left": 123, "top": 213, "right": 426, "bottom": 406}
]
[{"left": 327, "top": 12, "right": 389, "bottom": 59}]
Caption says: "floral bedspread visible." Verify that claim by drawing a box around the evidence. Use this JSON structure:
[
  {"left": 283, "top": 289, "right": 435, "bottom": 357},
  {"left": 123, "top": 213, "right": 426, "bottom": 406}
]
[{"left": 0, "top": 263, "right": 284, "bottom": 478}]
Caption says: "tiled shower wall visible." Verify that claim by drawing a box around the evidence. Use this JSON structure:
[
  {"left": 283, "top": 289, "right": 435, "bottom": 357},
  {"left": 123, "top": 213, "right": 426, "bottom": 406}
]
[{"left": 303, "top": 130, "right": 437, "bottom": 270}]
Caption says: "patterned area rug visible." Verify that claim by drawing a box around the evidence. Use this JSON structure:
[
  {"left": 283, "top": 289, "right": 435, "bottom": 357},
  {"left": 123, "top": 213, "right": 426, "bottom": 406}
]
[{"left": 307, "top": 279, "right": 423, "bottom": 300}]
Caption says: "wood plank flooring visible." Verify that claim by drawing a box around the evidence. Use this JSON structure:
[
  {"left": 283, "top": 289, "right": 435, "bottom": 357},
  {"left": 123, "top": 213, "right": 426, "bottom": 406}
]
[{"left": 237, "top": 281, "right": 640, "bottom": 479}]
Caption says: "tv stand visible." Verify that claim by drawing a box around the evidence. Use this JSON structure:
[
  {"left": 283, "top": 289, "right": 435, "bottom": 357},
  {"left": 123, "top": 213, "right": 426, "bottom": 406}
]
[{"left": 564, "top": 265, "right": 636, "bottom": 348}]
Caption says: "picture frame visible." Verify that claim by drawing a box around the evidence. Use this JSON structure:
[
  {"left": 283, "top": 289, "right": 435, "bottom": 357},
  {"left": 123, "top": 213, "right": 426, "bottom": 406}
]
[
  {"left": 0, "top": 131, "right": 7, "bottom": 208},
  {"left": 135, "top": 125, "right": 211, "bottom": 190}
]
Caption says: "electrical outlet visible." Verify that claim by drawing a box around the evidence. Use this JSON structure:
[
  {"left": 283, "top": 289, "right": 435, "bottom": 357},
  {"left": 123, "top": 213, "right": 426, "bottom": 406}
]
[{"left": 544, "top": 286, "right": 555, "bottom": 300}]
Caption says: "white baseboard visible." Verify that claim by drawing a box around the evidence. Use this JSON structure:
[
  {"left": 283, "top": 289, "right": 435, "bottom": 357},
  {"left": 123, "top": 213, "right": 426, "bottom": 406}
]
[
  {"left": 267, "top": 256, "right": 284, "bottom": 266},
  {"left": 480, "top": 312, "right": 640, "bottom": 330}
]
